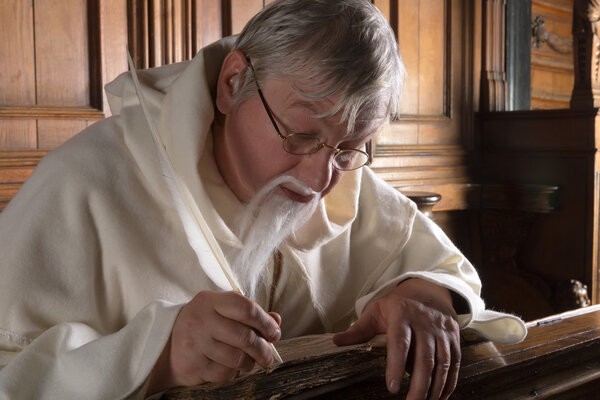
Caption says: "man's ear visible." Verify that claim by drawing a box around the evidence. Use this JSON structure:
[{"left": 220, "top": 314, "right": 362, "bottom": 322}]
[{"left": 215, "top": 50, "right": 248, "bottom": 115}]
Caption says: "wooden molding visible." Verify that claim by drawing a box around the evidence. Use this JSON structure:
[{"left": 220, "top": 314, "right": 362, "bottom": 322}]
[
  {"left": 0, "top": 150, "right": 46, "bottom": 211},
  {"left": 373, "top": 144, "right": 467, "bottom": 158},
  {"left": 0, "top": 183, "right": 21, "bottom": 212},
  {"left": 0, "top": 151, "right": 46, "bottom": 182},
  {"left": 571, "top": 0, "right": 600, "bottom": 108},
  {"left": 0, "top": 150, "right": 47, "bottom": 166},
  {"left": 0, "top": 106, "right": 105, "bottom": 120},
  {"left": 594, "top": 167, "right": 600, "bottom": 303},
  {"left": 481, "top": 0, "right": 507, "bottom": 111}
]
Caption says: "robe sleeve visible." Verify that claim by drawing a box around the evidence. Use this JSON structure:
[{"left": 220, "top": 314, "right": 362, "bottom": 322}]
[
  {"left": 353, "top": 182, "right": 527, "bottom": 344},
  {"left": 0, "top": 122, "right": 188, "bottom": 398},
  {"left": 0, "top": 301, "right": 181, "bottom": 399}
]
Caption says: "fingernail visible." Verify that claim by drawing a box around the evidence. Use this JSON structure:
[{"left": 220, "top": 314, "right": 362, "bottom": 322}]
[
  {"left": 271, "top": 327, "right": 281, "bottom": 341},
  {"left": 388, "top": 379, "right": 399, "bottom": 393}
]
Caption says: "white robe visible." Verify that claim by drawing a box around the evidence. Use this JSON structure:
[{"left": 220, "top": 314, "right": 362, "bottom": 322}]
[{"left": 0, "top": 37, "right": 526, "bottom": 399}]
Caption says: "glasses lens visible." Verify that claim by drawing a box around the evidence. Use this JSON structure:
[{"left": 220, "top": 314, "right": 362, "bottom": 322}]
[
  {"left": 333, "top": 150, "right": 369, "bottom": 171},
  {"left": 282, "top": 134, "right": 322, "bottom": 155}
]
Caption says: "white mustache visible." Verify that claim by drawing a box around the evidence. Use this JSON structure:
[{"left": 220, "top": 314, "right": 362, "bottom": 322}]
[{"left": 279, "top": 176, "right": 318, "bottom": 196}]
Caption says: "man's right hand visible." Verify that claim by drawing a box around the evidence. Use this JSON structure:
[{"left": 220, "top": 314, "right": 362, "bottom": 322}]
[{"left": 147, "top": 290, "right": 281, "bottom": 394}]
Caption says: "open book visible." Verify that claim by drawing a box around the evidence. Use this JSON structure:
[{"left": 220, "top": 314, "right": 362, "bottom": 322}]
[
  {"left": 162, "top": 307, "right": 600, "bottom": 399},
  {"left": 161, "top": 333, "right": 400, "bottom": 399}
]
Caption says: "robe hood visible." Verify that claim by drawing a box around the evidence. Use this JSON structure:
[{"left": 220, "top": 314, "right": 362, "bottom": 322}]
[{"left": 105, "top": 37, "right": 362, "bottom": 252}]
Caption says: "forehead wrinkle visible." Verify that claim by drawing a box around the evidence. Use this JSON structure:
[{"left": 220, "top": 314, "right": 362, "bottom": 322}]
[{"left": 274, "top": 80, "right": 382, "bottom": 143}]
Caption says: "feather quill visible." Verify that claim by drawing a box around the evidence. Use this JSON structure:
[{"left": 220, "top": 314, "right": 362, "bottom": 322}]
[{"left": 126, "top": 51, "right": 283, "bottom": 363}]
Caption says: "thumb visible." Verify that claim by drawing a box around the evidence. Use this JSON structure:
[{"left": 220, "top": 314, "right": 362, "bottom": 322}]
[{"left": 333, "top": 314, "right": 379, "bottom": 346}]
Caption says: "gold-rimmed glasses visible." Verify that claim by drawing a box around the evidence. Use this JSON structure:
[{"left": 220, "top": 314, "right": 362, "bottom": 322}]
[{"left": 245, "top": 57, "right": 371, "bottom": 171}]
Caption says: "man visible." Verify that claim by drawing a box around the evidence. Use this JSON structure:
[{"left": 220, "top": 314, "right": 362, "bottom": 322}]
[{"left": 0, "top": 0, "right": 526, "bottom": 399}]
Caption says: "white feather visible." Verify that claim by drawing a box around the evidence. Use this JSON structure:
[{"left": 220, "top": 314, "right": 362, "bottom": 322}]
[
  {"left": 126, "top": 52, "right": 283, "bottom": 363},
  {"left": 126, "top": 51, "right": 239, "bottom": 292}
]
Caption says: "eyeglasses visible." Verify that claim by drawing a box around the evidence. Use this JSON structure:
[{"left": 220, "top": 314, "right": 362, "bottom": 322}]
[{"left": 246, "top": 58, "right": 371, "bottom": 171}]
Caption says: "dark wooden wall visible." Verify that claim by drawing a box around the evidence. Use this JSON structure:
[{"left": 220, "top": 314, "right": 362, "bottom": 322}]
[{"left": 1, "top": 0, "right": 597, "bottom": 321}]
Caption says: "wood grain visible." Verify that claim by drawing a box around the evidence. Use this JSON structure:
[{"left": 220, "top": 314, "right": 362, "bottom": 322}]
[
  {"left": 163, "top": 306, "right": 600, "bottom": 400},
  {"left": 0, "top": 120, "right": 36, "bottom": 150},
  {"left": 34, "top": 0, "right": 90, "bottom": 106},
  {"left": 531, "top": 0, "right": 574, "bottom": 110},
  {"left": 37, "top": 120, "right": 87, "bottom": 150},
  {"left": 229, "top": 0, "right": 262, "bottom": 35},
  {"left": 0, "top": 0, "right": 35, "bottom": 106}
]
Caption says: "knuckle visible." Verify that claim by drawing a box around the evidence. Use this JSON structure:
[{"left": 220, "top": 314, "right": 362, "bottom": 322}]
[
  {"left": 240, "top": 297, "right": 260, "bottom": 319},
  {"left": 421, "top": 355, "right": 436, "bottom": 371},
  {"left": 191, "top": 290, "right": 212, "bottom": 305},
  {"left": 394, "top": 334, "right": 412, "bottom": 350},
  {"left": 238, "top": 328, "right": 258, "bottom": 347},
  {"left": 437, "top": 359, "right": 452, "bottom": 371},
  {"left": 445, "top": 316, "right": 460, "bottom": 331}
]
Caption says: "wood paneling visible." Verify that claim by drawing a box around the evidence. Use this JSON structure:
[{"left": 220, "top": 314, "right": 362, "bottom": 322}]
[
  {"left": 128, "top": 0, "right": 222, "bottom": 69},
  {"left": 480, "top": 108, "right": 600, "bottom": 312},
  {"left": 38, "top": 120, "right": 88, "bottom": 150},
  {"left": 394, "top": 0, "right": 450, "bottom": 121},
  {"left": 372, "top": 0, "right": 475, "bottom": 215},
  {"left": 0, "top": 120, "right": 36, "bottom": 151},
  {"left": 0, "top": 0, "right": 482, "bottom": 281},
  {"left": 34, "top": 0, "right": 90, "bottom": 106},
  {"left": 397, "top": 0, "right": 420, "bottom": 116},
  {"left": 418, "top": 0, "right": 447, "bottom": 117},
  {"left": 531, "top": 0, "right": 574, "bottom": 109},
  {"left": 229, "top": 0, "right": 262, "bottom": 35},
  {"left": 194, "top": 0, "right": 222, "bottom": 51},
  {"left": 0, "top": 0, "right": 127, "bottom": 209},
  {"left": 99, "top": 0, "right": 128, "bottom": 115},
  {"left": 481, "top": 0, "right": 507, "bottom": 112},
  {"left": 0, "top": 0, "right": 35, "bottom": 106}
]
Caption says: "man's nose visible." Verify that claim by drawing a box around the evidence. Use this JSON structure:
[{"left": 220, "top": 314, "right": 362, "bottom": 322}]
[{"left": 297, "top": 148, "right": 334, "bottom": 193}]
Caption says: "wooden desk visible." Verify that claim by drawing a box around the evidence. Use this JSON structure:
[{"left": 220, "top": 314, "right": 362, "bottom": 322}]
[{"left": 163, "top": 305, "right": 600, "bottom": 399}]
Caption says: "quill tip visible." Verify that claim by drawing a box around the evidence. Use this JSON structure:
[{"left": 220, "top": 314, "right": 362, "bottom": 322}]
[{"left": 271, "top": 344, "right": 284, "bottom": 364}]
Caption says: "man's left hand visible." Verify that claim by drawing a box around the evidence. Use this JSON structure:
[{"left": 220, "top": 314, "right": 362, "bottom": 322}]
[{"left": 332, "top": 278, "right": 461, "bottom": 400}]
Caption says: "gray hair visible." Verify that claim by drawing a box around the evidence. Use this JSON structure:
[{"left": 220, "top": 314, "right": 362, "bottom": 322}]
[{"left": 232, "top": 0, "right": 406, "bottom": 133}]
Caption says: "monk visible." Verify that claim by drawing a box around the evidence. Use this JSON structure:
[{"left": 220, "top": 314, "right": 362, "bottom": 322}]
[{"left": 0, "top": 1, "right": 526, "bottom": 399}]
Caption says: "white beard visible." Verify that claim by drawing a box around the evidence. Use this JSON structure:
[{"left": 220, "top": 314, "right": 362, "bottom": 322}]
[{"left": 232, "top": 175, "right": 319, "bottom": 300}]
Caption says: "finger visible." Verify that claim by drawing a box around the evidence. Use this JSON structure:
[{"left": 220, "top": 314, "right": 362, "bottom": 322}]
[
  {"left": 385, "top": 322, "right": 411, "bottom": 394},
  {"left": 440, "top": 331, "right": 461, "bottom": 400},
  {"left": 215, "top": 293, "right": 281, "bottom": 342},
  {"left": 269, "top": 312, "right": 282, "bottom": 328},
  {"left": 426, "top": 335, "right": 451, "bottom": 400},
  {"left": 202, "top": 338, "right": 256, "bottom": 372},
  {"left": 406, "top": 332, "right": 435, "bottom": 400},
  {"left": 332, "top": 314, "right": 379, "bottom": 346},
  {"left": 210, "top": 315, "right": 275, "bottom": 367}
]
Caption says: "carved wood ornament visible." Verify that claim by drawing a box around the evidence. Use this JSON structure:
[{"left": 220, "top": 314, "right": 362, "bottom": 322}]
[
  {"left": 571, "top": 0, "right": 600, "bottom": 107},
  {"left": 531, "top": 15, "right": 572, "bottom": 54}
]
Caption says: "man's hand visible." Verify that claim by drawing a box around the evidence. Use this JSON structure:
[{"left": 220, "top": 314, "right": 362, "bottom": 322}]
[
  {"left": 333, "top": 278, "right": 461, "bottom": 400},
  {"left": 147, "top": 291, "right": 281, "bottom": 394}
]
